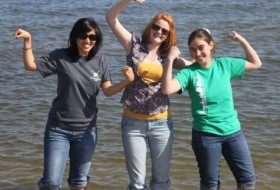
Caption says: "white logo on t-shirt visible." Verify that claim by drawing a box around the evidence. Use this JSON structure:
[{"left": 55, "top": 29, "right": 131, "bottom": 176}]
[
  {"left": 90, "top": 70, "right": 101, "bottom": 81},
  {"left": 195, "top": 74, "right": 207, "bottom": 114}
]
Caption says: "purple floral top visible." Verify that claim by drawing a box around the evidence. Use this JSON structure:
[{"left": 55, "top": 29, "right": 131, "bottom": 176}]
[{"left": 121, "top": 34, "right": 170, "bottom": 115}]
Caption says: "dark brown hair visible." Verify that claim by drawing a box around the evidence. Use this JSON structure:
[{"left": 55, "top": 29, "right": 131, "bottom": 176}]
[
  {"left": 188, "top": 28, "right": 216, "bottom": 53},
  {"left": 67, "top": 17, "right": 103, "bottom": 61}
]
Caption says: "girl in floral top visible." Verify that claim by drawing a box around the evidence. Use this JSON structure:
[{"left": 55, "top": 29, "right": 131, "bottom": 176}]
[{"left": 106, "top": 0, "right": 192, "bottom": 189}]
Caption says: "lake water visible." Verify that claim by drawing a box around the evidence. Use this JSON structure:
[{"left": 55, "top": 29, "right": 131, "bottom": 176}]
[{"left": 0, "top": 0, "right": 279, "bottom": 189}]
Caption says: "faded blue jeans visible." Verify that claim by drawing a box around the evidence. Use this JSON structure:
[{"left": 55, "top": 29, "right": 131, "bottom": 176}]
[
  {"left": 192, "top": 129, "right": 256, "bottom": 190},
  {"left": 121, "top": 116, "right": 173, "bottom": 190},
  {"left": 38, "top": 122, "right": 97, "bottom": 190}
]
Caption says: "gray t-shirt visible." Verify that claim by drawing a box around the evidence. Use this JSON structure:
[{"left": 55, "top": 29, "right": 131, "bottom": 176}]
[{"left": 35, "top": 48, "right": 111, "bottom": 130}]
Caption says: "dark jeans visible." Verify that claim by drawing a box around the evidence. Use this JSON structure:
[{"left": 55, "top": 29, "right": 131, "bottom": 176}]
[{"left": 192, "top": 130, "right": 256, "bottom": 190}]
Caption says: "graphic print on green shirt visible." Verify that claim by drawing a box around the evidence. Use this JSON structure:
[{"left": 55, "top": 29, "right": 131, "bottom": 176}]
[
  {"left": 195, "top": 73, "right": 207, "bottom": 115},
  {"left": 175, "top": 57, "right": 246, "bottom": 136}
]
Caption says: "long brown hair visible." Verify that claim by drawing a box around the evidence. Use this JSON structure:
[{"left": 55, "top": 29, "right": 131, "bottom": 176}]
[
  {"left": 141, "top": 12, "right": 176, "bottom": 54},
  {"left": 67, "top": 17, "right": 103, "bottom": 61}
]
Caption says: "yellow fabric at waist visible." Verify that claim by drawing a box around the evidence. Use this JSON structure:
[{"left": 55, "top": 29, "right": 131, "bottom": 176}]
[{"left": 123, "top": 108, "right": 171, "bottom": 120}]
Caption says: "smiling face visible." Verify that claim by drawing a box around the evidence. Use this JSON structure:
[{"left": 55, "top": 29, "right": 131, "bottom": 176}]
[
  {"left": 76, "top": 29, "right": 96, "bottom": 57},
  {"left": 149, "top": 19, "right": 170, "bottom": 44},
  {"left": 189, "top": 37, "right": 214, "bottom": 67}
]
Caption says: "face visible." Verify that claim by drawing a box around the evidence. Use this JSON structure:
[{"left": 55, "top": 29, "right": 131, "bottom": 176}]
[
  {"left": 149, "top": 19, "right": 170, "bottom": 44},
  {"left": 189, "top": 37, "right": 214, "bottom": 66},
  {"left": 76, "top": 29, "right": 97, "bottom": 56}
]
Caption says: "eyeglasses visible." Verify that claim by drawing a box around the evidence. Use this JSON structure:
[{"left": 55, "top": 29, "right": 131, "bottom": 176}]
[
  {"left": 151, "top": 24, "right": 170, "bottom": 36},
  {"left": 78, "top": 33, "right": 97, "bottom": 41}
]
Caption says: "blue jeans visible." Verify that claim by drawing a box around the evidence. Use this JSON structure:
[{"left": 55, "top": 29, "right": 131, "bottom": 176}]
[
  {"left": 191, "top": 130, "right": 256, "bottom": 190},
  {"left": 38, "top": 122, "right": 97, "bottom": 190},
  {"left": 121, "top": 116, "right": 173, "bottom": 190}
]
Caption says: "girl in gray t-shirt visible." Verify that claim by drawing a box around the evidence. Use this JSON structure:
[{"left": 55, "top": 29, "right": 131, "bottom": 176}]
[{"left": 14, "top": 17, "right": 134, "bottom": 190}]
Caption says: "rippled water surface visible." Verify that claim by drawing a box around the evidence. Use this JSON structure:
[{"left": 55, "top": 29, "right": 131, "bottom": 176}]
[{"left": 0, "top": 0, "right": 279, "bottom": 189}]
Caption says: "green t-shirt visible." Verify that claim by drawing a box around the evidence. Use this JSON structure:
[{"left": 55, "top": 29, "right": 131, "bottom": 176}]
[{"left": 175, "top": 57, "right": 245, "bottom": 136}]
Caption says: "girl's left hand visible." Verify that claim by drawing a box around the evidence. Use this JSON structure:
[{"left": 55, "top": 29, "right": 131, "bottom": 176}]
[
  {"left": 123, "top": 66, "right": 134, "bottom": 82},
  {"left": 228, "top": 31, "right": 243, "bottom": 42}
]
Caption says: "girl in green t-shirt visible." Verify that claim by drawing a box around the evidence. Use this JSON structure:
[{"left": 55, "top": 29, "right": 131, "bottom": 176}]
[{"left": 161, "top": 28, "right": 262, "bottom": 190}]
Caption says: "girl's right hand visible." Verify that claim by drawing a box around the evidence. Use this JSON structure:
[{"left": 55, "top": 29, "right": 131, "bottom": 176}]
[
  {"left": 133, "top": 0, "right": 145, "bottom": 4},
  {"left": 167, "top": 46, "right": 181, "bottom": 61},
  {"left": 14, "top": 29, "right": 31, "bottom": 39}
]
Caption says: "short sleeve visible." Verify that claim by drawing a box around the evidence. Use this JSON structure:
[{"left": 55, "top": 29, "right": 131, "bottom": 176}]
[
  {"left": 175, "top": 68, "right": 191, "bottom": 94},
  {"left": 35, "top": 49, "right": 62, "bottom": 77},
  {"left": 100, "top": 55, "right": 111, "bottom": 83},
  {"left": 220, "top": 57, "right": 246, "bottom": 78}
]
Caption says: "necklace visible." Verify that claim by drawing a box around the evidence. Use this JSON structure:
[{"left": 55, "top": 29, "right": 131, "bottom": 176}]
[{"left": 148, "top": 52, "right": 158, "bottom": 62}]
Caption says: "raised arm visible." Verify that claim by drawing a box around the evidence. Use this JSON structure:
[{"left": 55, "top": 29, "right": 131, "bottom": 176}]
[
  {"left": 173, "top": 56, "right": 195, "bottom": 70},
  {"left": 14, "top": 29, "right": 38, "bottom": 71},
  {"left": 228, "top": 31, "right": 262, "bottom": 72},
  {"left": 106, "top": 0, "right": 144, "bottom": 54},
  {"left": 161, "top": 46, "right": 182, "bottom": 95}
]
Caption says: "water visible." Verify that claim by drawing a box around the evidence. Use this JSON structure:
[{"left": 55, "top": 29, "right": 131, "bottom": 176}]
[{"left": 0, "top": 0, "right": 279, "bottom": 189}]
